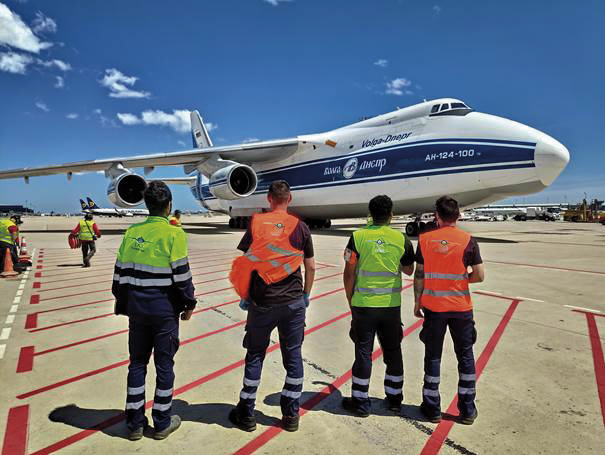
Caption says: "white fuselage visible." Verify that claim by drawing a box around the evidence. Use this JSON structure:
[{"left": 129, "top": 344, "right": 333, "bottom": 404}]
[{"left": 196, "top": 99, "right": 569, "bottom": 219}]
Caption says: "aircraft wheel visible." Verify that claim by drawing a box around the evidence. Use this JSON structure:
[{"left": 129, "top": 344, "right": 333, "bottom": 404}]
[
  {"left": 324, "top": 219, "right": 332, "bottom": 229},
  {"left": 228, "top": 218, "right": 235, "bottom": 228},
  {"left": 405, "top": 222, "right": 418, "bottom": 236}
]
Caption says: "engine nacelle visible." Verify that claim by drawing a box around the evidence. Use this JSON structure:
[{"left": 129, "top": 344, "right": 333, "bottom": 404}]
[
  {"left": 107, "top": 173, "right": 147, "bottom": 208},
  {"left": 209, "top": 164, "right": 257, "bottom": 200}
]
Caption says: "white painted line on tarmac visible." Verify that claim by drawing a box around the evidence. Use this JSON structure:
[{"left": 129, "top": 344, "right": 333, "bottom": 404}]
[
  {"left": 0, "top": 345, "right": 5, "bottom": 359},
  {"left": 564, "top": 305, "right": 601, "bottom": 314},
  {"left": 0, "top": 328, "right": 11, "bottom": 340},
  {"left": 15, "top": 289, "right": 23, "bottom": 297},
  {"left": 18, "top": 282, "right": 25, "bottom": 290},
  {"left": 517, "top": 296, "right": 545, "bottom": 303},
  {"left": 23, "top": 272, "right": 29, "bottom": 279},
  {"left": 9, "top": 305, "right": 18, "bottom": 313},
  {"left": 5, "top": 314, "right": 15, "bottom": 324},
  {"left": 476, "top": 290, "right": 503, "bottom": 296},
  {"left": 13, "top": 296, "right": 21, "bottom": 304}
]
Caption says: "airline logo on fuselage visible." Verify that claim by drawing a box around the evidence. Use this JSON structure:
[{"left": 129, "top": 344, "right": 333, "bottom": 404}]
[
  {"left": 361, "top": 132, "right": 412, "bottom": 149},
  {"left": 324, "top": 157, "right": 387, "bottom": 179}
]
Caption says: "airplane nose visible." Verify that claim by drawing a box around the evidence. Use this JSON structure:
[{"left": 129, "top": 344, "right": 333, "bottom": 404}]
[{"left": 534, "top": 134, "right": 570, "bottom": 186}]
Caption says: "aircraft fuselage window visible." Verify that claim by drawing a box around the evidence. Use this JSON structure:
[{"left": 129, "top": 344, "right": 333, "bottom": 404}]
[
  {"left": 440, "top": 103, "right": 449, "bottom": 111},
  {"left": 431, "top": 104, "right": 440, "bottom": 113},
  {"left": 451, "top": 102, "right": 466, "bottom": 109}
]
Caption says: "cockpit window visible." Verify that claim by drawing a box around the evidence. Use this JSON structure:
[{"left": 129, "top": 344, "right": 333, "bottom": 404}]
[{"left": 429, "top": 101, "right": 473, "bottom": 117}]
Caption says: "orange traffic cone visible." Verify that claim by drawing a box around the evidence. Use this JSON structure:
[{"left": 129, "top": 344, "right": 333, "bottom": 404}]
[
  {"left": 1, "top": 247, "right": 19, "bottom": 278},
  {"left": 19, "top": 237, "right": 31, "bottom": 261}
]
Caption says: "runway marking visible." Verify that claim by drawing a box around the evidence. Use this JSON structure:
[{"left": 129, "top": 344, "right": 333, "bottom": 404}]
[
  {"left": 576, "top": 311, "right": 605, "bottom": 427},
  {"left": 0, "top": 328, "right": 11, "bottom": 340},
  {"left": 1, "top": 405, "right": 28, "bottom": 455},
  {"left": 15, "top": 289, "right": 23, "bottom": 297},
  {"left": 9, "top": 305, "right": 18, "bottom": 313},
  {"left": 29, "top": 295, "right": 39, "bottom": 305},
  {"left": 419, "top": 298, "right": 523, "bottom": 455},
  {"left": 565, "top": 305, "right": 601, "bottom": 314},
  {"left": 485, "top": 260, "right": 605, "bottom": 276},
  {"left": 12, "top": 296, "right": 20, "bottom": 304},
  {"left": 5, "top": 315, "right": 15, "bottom": 324},
  {"left": 475, "top": 290, "right": 502, "bottom": 296},
  {"left": 516, "top": 296, "right": 544, "bottom": 303},
  {"left": 0, "top": 345, "right": 5, "bottom": 360},
  {"left": 14, "top": 305, "right": 351, "bottom": 455},
  {"left": 474, "top": 290, "right": 520, "bottom": 301},
  {"left": 17, "top": 287, "right": 344, "bottom": 398},
  {"left": 234, "top": 310, "right": 421, "bottom": 455}
]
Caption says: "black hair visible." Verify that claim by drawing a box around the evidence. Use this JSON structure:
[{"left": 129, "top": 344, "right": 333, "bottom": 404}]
[
  {"left": 369, "top": 195, "right": 393, "bottom": 225},
  {"left": 268, "top": 180, "right": 291, "bottom": 204},
  {"left": 174, "top": 210, "right": 181, "bottom": 217},
  {"left": 84, "top": 213, "right": 93, "bottom": 221},
  {"left": 144, "top": 181, "right": 172, "bottom": 215},
  {"left": 435, "top": 195, "right": 460, "bottom": 223}
]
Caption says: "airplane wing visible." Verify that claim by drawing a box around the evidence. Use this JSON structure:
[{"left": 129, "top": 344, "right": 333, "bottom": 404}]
[
  {"left": 0, "top": 138, "right": 300, "bottom": 180},
  {"left": 148, "top": 177, "right": 197, "bottom": 186}
]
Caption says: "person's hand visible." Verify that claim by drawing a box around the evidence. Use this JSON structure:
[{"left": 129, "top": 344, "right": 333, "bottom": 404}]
[
  {"left": 181, "top": 309, "right": 194, "bottom": 321},
  {"left": 414, "top": 300, "right": 424, "bottom": 318},
  {"left": 239, "top": 299, "right": 251, "bottom": 311},
  {"left": 303, "top": 293, "right": 310, "bottom": 308}
]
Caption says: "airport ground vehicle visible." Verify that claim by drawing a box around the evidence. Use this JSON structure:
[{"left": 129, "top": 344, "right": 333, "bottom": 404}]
[{"left": 563, "top": 199, "right": 604, "bottom": 223}]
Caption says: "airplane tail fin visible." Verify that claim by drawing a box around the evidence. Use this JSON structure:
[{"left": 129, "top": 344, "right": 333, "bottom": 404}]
[
  {"left": 79, "top": 199, "right": 87, "bottom": 210},
  {"left": 190, "top": 110, "right": 213, "bottom": 149},
  {"left": 86, "top": 197, "right": 100, "bottom": 209}
]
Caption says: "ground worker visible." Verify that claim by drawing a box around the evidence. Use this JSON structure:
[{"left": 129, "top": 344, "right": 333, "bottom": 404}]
[
  {"left": 169, "top": 210, "right": 182, "bottom": 227},
  {"left": 0, "top": 215, "right": 24, "bottom": 273},
  {"left": 70, "top": 213, "right": 101, "bottom": 267},
  {"left": 342, "top": 195, "right": 415, "bottom": 416},
  {"left": 413, "top": 195, "right": 485, "bottom": 425},
  {"left": 228, "top": 180, "right": 315, "bottom": 432},
  {"left": 112, "top": 181, "right": 197, "bottom": 441}
]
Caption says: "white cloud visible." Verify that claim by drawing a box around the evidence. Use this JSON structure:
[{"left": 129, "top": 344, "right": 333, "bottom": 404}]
[
  {"left": 263, "top": 0, "right": 292, "bottom": 5},
  {"left": 385, "top": 77, "right": 412, "bottom": 96},
  {"left": 54, "top": 75, "right": 64, "bottom": 88},
  {"left": 37, "top": 58, "right": 71, "bottom": 71},
  {"left": 0, "top": 51, "right": 32, "bottom": 74},
  {"left": 117, "top": 109, "right": 214, "bottom": 134},
  {"left": 32, "top": 11, "right": 57, "bottom": 34},
  {"left": 100, "top": 68, "right": 150, "bottom": 99},
  {"left": 66, "top": 113, "right": 78, "bottom": 119},
  {"left": 35, "top": 101, "right": 49, "bottom": 112},
  {"left": 374, "top": 59, "right": 388, "bottom": 68},
  {"left": 92, "top": 108, "right": 117, "bottom": 127},
  {"left": 433, "top": 5, "right": 442, "bottom": 15},
  {"left": 177, "top": 140, "right": 186, "bottom": 147},
  {"left": 0, "top": 3, "right": 52, "bottom": 53},
  {"left": 242, "top": 137, "right": 260, "bottom": 143}
]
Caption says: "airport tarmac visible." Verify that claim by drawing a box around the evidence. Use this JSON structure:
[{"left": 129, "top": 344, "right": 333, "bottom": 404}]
[{"left": 0, "top": 215, "right": 603, "bottom": 454}]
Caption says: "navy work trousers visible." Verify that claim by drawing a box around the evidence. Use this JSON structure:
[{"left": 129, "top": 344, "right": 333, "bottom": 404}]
[
  {"left": 237, "top": 299, "right": 306, "bottom": 418},
  {"left": 420, "top": 308, "right": 477, "bottom": 418},
  {"left": 350, "top": 306, "right": 404, "bottom": 414},
  {"left": 126, "top": 314, "right": 179, "bottom": 432}
]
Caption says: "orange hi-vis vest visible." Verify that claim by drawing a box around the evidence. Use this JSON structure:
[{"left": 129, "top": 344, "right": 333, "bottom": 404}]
[
  {"left": 419, "top": 226, "right": 472, "bottom": 312},
  {"left": 230, "top": 210, "right": 304, "bottom": 300}
]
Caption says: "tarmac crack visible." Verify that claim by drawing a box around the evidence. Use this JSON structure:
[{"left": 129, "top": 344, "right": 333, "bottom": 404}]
[
  {"left": 210, "top": 307, "right": 241, "bottom": 323},
  {"left": 399, "top": 416, "right": 478, "bottom": 455},
  {"left": 302, "top": 357, "right": 338, "bottom": 379}
]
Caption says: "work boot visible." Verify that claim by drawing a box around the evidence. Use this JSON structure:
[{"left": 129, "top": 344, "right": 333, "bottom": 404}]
[
  {"left": 419, "top": 403, "right": 441, "bottom": 423},
  {"left": 459, "top": 409, "right": 478, "bottom": 425},
  {"left": 228, "top": 408, "right": 256, "bottom": 432},
  {"left": 153, "top": 415, "right": 181, "bottom": 440},
  {"left": 282, "top": 415, "right": 299, "bottom": 432},
  {"left": 341, "top": 397, "right": 369, "bottom": 417},
  {"left": 127, "top": 417, "right": 148, "bottom": 441},
  {"left": 385, "top": 397, "right": 402, "bottom": 413}
]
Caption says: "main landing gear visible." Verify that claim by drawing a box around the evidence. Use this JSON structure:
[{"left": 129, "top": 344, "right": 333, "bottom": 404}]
[
  {"left": 228, "top": 216, "right": 250, "bottom": 229},
  {"left": 305, "top": 219, "right": 331, "bottom": 230},
  {"left": 405, "top": 217, "right": 438, "bottom": 237}
]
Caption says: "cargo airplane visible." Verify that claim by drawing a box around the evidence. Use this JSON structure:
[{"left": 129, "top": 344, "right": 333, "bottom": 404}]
[{"left": 0, "top": 98, "right": 569, "bottom": 235}]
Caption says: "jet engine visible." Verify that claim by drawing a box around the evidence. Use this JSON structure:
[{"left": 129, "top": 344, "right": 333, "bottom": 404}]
[
  {"left": 209, "top": 164, "right": 257, "bottom": 200},
  {"left": 107, "top": 172, "right": 147, "bottom": 207}
]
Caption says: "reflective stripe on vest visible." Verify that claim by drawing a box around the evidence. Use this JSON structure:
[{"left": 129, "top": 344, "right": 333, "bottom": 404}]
[
  {"left": 78, "top": 220, "right": 95, "bottom": 241},
  {"left": 351, "top": 225, "right": 407, "bottom": 308},
  {"left": 419, "top": 226, "right": 472, "bottom": 312},
  {"left": 229, "top": 211, "right": 304, "bottom": 300},
  {"left": 0, "top": 219, "right": 15, "bottom": 245}
]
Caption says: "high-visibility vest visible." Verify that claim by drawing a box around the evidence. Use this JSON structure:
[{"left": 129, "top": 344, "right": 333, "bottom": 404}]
[
  {"left": 230, "top": 210, "right": 304, "bottom": 300},
  {"left": 352, "top": 225, "right": 406, "bottom": 308},
  {"left": 0, "top": 218, "right": 16, "bottom": 245},
  {"left": 78, "top": 220, "right": 96, "bottom": 241},
  {"left": 419, "top": 226, "right": 472, "bottom": 312},
  {"left": 169, "top": 216, "right": 182, "bottom": 227}
]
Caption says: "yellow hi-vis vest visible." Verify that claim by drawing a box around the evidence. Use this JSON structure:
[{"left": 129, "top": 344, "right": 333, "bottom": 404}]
[
  {"left": 0, "top": 218, "right": 16, "bottom": 245},
  {"left": 352, "top": 225, "right": 407, "bottom": 308},
  {"left": 79, "top": 220, "right": 95, "bottom": 241}
]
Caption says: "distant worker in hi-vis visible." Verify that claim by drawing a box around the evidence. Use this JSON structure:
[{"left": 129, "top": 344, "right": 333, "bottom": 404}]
[
  {"left": 169, "top": 209, "right": 182, "bottom": 227},
  {"left": 112, "top": 181, "right": 197, "bottom": 441},
  {"left": 229, "top": 180, "right": 315, "bottom": 432},
  {"left": 70, "top": 213, "right": 101, "bottom": 267},
  {"left": 342, "top": 195, "right": 415, "bottom": 416},
  {"left": 414, "top": 195, "right": 485, "bottom": 425}
]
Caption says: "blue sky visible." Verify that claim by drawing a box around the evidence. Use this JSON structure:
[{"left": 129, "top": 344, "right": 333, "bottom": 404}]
[{"left": 0, "top": 0, "right": 603, "bottom": 212}]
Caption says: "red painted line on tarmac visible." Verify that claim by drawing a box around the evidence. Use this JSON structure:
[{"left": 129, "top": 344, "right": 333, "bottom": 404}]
[
  {"left": 234, "top": 316, "right": 423, "bottom": 455},
  {"left": 1, "top": 405, "right": 29, "bottom": 455},
  {"left": 30, "top": 304, "right": 351, "bottom": 454},
  {"left": 37, "top": 287, "right": 110, "bottom": 302},
  {"left": 16, "top": 347, "right": 34, "bottom": 373},
  {"left": 24, "top": 314, "right": 37, "bottom": 329},
  {"left": 18, "top": 287, "right": 345, "bottom": 401},
  {"left": 485, "top": 260, "right": 605, "bottom": 276},
  {"left": 32, "top": 282, "right": 40, "bottom": 289},
  {"left": 34, "top": 272, "right": 42, "bottom": 278},
  {"left": 36, "top": 265, "right": 43, "bottom": 270},
  {"left": 29, "top": 295, "right": 39, "bottom": 305},
  {"left": 37, "top": 298, "right": 113, "bottom": 315},
  {"left": 419, "top": 299, "right": 522, "bottom": 455},
  {"left": 572, "top": 309, "right": 605, "bottom": 318},
  {"left": 581, "top": 312, "right": 605, "bottom": 427},
  {"left": 29, "top": 312, "right": 114, "bottom": 333}
]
